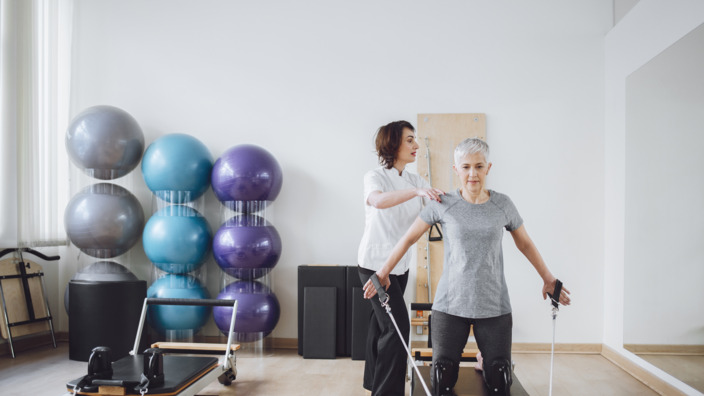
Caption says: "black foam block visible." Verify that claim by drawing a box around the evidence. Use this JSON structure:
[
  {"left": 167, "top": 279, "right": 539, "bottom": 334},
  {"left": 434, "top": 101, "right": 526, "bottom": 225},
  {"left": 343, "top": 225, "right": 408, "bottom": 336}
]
[
  {"left": 297, "top": 265, "right": 346, "bottom": 356},
  {"left": 351, "top": 286, "right": 372, "bottom": 360},
  {"left": 302, "top": 287, "right": 337, "bottom": 359},
  {"left": 345, "top": 266, "right": 362, "bottom": 356},
  {"left": 69, "top": 280, "right": 148, "bottom": 362}
]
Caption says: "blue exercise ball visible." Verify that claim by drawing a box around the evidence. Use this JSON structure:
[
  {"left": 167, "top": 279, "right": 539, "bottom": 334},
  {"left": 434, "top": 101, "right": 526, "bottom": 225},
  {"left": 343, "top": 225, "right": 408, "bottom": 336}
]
[
  {"left": 65, "top": 105, "right": 144, "bottom": 180},
  {"left": 143, "top": 205, "right": 212, "bottom": 274},
  {"left": 64, "top": 183, "right": 145, "bottom": 258},
  {"left": 64, "top": 261, "right": 138, "bottom": 314},
  {"left": 212, "top": 214, "right": 281, "bottom": 280},
  {"left": 212, "top": 280, "right": 280, "bottom": 342},
  {"left": 141, "top": 134, "right": 213, "bottom": 203},
  {"left": 147, "top": 274, "right": 211, "bottom": 334},
  {"left": 211, "top": 144, "right": 283, "bottom": 204}
]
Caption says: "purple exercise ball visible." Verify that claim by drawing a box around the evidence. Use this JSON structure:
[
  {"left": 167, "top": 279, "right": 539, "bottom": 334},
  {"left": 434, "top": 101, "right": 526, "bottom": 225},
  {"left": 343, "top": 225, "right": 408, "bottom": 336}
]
[
  {"left": 213, "top": 214, "right": 282, "bottom": 280},
  {"left": 211, "top": 144, "right": 283, "bottom": 204},
  {"left": 213, "top": 280, "right": 280, "bottom": 342}
]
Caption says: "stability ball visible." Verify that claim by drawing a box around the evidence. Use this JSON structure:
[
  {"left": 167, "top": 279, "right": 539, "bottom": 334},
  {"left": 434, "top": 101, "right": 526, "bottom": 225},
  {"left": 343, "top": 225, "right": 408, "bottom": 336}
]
[
  {"left": 65, "top": 105, "right": 144, "bottom": 180},
  {"left": 147, "top": 274, "right": 211, "bottom": 334},
  {"left": 213, "top": 280, "right": 280, "bottom": 342},
  {"left": 211, "top": 144, "right": 283, "bottom": 204},
  {"left": 64, "top": 261, "right": 138, "bottom": 314},
  {"left": 141, "top": 134, "right": 213, "bottom": 203},
  {"left": 212, "top": 214, "right": 281, "bottom": 280},
  {"left": 143, "top": 205, "right": 212, "bottom": 274},
  {"left": 64, "top": 183, "right": 145, "bottom": 258}
]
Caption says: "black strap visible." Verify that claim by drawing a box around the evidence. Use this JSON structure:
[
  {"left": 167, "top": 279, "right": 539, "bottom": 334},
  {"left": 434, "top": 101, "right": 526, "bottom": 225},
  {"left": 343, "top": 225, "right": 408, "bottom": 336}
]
[
  {"left": 547, "top": 279, "right": 563, "bottom": 308},
  {"left": 16, "top": 259, "right": 36, "bottom": 321},
  {"left": 410, "top": 303, "right": 433, "bottom": 311},
  {"left": 134, "top": 373, "right": 152, "bottom": 394},
  {"left": 369, "top": 274, "right": 388, "bottom": 304}
]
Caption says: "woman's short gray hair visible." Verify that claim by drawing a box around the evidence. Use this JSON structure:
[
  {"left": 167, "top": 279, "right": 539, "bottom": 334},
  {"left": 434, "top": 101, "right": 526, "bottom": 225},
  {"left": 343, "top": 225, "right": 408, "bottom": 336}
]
[{"left": 454, "top": 137, "right": 490, "bottom": 165}]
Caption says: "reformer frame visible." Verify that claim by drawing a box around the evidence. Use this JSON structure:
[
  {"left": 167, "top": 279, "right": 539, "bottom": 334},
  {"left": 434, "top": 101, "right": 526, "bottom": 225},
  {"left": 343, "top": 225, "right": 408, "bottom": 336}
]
[{"left": 0, "top": 248, "right": 59, "bottom": 358}]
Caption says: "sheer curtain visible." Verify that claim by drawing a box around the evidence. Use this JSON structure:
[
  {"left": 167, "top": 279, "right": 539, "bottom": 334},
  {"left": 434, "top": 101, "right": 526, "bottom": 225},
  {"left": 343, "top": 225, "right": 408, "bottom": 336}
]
[{"left": 0, "top": 0, "right": 73, "bottom": 248}]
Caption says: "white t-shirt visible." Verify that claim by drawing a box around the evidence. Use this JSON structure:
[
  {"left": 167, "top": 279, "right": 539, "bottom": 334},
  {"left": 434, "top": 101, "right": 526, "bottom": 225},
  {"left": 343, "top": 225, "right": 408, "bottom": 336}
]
[{"left": 357, "top": 166, "right": 430, "bottom": 275}]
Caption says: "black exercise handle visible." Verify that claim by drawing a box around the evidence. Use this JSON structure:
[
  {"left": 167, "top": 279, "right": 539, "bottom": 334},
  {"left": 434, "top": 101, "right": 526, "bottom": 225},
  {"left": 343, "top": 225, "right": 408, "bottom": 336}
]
[
  {"left": 369, "top": 274, "right": 388, "bottom": 303},
  {"left": 146, "top": 298, "right": 236, "bottom": 307},
  {"left": 0, "top": 247, "right": 60, "bottom": 261},
  {"left": 428, "top": 223, "right": 443, "bottom": 242},
  {"left": 547, "top": 279, "right": 563, "bottom": 308}
]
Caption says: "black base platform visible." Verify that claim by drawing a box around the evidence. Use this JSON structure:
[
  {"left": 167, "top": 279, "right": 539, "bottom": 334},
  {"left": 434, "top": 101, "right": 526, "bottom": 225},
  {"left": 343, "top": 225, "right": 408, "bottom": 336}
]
[
  {"left": 411, "top": 365, "right": 529, "bottom": 396},
  {"left": 66, "top": 354, "right": 218, "bottom": 395}
]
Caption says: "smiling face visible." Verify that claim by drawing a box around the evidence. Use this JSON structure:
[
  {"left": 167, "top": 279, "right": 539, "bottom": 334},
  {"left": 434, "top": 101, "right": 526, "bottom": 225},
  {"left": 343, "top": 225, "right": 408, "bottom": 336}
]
[
  {"left": 454, "top": 152, "right": 491, "bottom": 196},
  {"left": 394, "top": 127, "right": 419, "bottom": 167}
]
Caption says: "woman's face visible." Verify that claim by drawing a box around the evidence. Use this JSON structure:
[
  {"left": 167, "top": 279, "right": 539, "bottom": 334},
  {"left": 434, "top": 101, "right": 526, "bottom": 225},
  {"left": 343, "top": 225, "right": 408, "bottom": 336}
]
[
  {"left": 454, "top": 152, "right": 491, "bottom": 195},
  {"left": 395, "top": 128, "right": 419, "bottom": 165}
]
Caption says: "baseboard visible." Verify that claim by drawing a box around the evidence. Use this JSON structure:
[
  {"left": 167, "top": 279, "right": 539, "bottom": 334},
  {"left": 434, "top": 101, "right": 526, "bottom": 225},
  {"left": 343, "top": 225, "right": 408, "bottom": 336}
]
[
  {"left": 0, "top": 331, "right": 68, "bottom": 357},
  {"left": 512, "top": 343, "right": 602, "bottom": 354},
  {"left": 265, "top": 337, "right": 298, "bottom": 349},
  {"left": 409, "top": 340, "right": 602, "bottom": 354},
  {"left": 625, "top": 344, "right": 704, "bottom": 355},
  {"left": 602, "top": 344, "right": 687, "bottom": 396}
]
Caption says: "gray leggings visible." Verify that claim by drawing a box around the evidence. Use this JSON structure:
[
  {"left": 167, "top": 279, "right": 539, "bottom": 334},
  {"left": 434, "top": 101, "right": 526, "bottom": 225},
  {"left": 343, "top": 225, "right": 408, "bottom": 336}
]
[{"left": 430, "top": 310, "right": 512, "bottom": 390}]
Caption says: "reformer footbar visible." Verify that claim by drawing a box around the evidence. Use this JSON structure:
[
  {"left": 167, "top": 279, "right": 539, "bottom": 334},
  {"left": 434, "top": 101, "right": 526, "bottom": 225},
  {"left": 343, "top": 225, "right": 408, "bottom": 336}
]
[
  {"left": 370, "top": 274, "right": 432, "bottom": 396},
  {"left": 546, "top": 279, "right": 563, "bottom": 396}
]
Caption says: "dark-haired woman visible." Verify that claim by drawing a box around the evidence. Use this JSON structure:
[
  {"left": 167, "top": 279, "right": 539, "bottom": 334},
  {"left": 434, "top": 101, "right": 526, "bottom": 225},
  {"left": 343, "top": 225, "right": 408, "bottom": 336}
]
[{"left": 358, "top": 120, "right": 445, "bottom": 396}]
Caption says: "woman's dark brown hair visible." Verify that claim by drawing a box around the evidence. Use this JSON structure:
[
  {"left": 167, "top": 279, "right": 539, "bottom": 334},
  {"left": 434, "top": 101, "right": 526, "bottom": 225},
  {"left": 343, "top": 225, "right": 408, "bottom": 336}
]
[{"left": 375, "top": 120, "right": 414, "bottom": 169}]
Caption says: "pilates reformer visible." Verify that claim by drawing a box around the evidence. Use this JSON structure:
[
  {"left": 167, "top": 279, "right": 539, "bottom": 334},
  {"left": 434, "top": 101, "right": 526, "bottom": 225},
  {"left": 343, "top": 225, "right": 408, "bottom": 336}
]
[{"left": 65, "top": 297, "right": 239, "bottom": 395}]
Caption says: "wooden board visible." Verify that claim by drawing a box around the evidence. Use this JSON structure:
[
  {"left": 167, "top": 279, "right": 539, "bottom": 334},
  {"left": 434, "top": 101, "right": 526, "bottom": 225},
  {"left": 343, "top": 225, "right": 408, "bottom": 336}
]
[
  {"left": 0, "top": 258, "right": 51, "bottom": 339},
  {"left": 415, "top": 114, "right": 486, "bottom": 334},
  {"left": 152, "top": 342, "right": 241, "bottom": 352}
]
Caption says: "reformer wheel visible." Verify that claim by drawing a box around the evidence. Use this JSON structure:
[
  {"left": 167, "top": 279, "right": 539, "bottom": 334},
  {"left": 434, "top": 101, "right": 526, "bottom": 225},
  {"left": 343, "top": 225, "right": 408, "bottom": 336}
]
[{"left": 218, "top": 368, "right": 236, "bottom": 385}]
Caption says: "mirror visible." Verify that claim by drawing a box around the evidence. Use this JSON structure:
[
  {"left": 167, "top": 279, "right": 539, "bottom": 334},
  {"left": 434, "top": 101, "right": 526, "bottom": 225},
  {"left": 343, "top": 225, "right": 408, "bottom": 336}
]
[{"left": 624, "top": 22, "right": 704, "bottom": 392}]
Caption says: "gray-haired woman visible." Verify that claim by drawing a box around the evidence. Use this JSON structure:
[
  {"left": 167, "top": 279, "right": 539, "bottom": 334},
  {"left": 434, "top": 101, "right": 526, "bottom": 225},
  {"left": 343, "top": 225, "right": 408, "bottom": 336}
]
[{"left": 364, "top": 137, "right": 570, "bottom": 395}]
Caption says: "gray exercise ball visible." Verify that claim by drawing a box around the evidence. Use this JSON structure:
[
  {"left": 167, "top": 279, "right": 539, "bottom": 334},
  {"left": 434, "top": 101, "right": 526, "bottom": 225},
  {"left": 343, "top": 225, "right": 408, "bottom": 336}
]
[
  {"left": 66, "top": 105, "right": 145, "bottom": 180},
  {"left": 63, "top": 261, "right": 139, "bottom": 314},
  {"left": 64, "top": 183, "right": 145, "bottom": 258}
]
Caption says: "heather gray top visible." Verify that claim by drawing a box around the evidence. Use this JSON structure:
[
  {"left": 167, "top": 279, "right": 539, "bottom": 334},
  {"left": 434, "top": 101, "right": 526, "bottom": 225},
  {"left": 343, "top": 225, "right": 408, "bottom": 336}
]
[{"left": 420, "top": 189, "right": 523, "bottom": 318}]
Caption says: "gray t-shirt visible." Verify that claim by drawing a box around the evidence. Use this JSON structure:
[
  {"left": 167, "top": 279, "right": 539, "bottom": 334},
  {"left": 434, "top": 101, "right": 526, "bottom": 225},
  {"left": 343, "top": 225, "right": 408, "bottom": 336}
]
[{"left": 420, "top": 189, "right": 523, "bottom": 319}]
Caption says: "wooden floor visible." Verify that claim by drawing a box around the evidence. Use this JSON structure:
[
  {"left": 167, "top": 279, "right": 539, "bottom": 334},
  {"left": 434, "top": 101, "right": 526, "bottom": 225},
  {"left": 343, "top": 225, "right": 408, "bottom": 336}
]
[
  {"left": 0, "top": 342, "right": 662, "bottom": 396},
  {"left": 637, "top": 354, "right": 704, "bottom": 394}
]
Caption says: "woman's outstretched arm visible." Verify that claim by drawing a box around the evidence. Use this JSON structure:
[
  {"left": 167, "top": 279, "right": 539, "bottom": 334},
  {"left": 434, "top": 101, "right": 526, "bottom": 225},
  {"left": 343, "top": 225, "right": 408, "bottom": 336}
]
[
  {"left": 510, "top": 225, "right": 571, "bottom": 305},
  {"left": 363, "top": 216, "right": 431, "bottom": 299}
]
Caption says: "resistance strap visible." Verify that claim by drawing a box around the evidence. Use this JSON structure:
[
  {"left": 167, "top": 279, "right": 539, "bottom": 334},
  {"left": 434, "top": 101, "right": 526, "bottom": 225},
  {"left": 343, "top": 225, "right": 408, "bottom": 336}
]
[
  {"left": 546, "top": 279, "right": 563, "bottom": 396},
  {"left": 370, "top": 274, "right": 431, "bottom": 396}
]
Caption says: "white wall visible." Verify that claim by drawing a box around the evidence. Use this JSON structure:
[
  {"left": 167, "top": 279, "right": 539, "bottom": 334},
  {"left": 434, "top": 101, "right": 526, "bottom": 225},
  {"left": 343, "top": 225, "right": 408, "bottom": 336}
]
[
  {"left": 604, "top": 0, "right": 704, "bottom": 393},
  {"left": 57, "top": 0, "right": 611, "bottom": 344}
]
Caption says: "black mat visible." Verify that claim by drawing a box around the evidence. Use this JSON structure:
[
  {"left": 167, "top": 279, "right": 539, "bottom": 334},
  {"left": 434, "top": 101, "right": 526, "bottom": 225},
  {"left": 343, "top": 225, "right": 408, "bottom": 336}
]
[
  {"left": 66, "top": 354, "right": 218, "bottom": 394},
  {"left": 411, "top": 365, "right": 528, "bottom": 396}
]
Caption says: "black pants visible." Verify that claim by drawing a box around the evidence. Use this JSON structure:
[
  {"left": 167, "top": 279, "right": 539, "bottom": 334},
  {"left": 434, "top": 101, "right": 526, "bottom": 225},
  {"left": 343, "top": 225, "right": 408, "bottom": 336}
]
[
  {"left": 358, "top": 266, "right": 410, "bottom": 396},
  {"left": 430, "top": 310, "right": 512, "bottom": 391}
]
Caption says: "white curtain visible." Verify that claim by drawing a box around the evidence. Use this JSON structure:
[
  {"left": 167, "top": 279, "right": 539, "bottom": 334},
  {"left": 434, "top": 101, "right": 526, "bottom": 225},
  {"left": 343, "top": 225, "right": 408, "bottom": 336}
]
[{"left": 0, "top": 0, "right": 73, "bottom": 248}]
